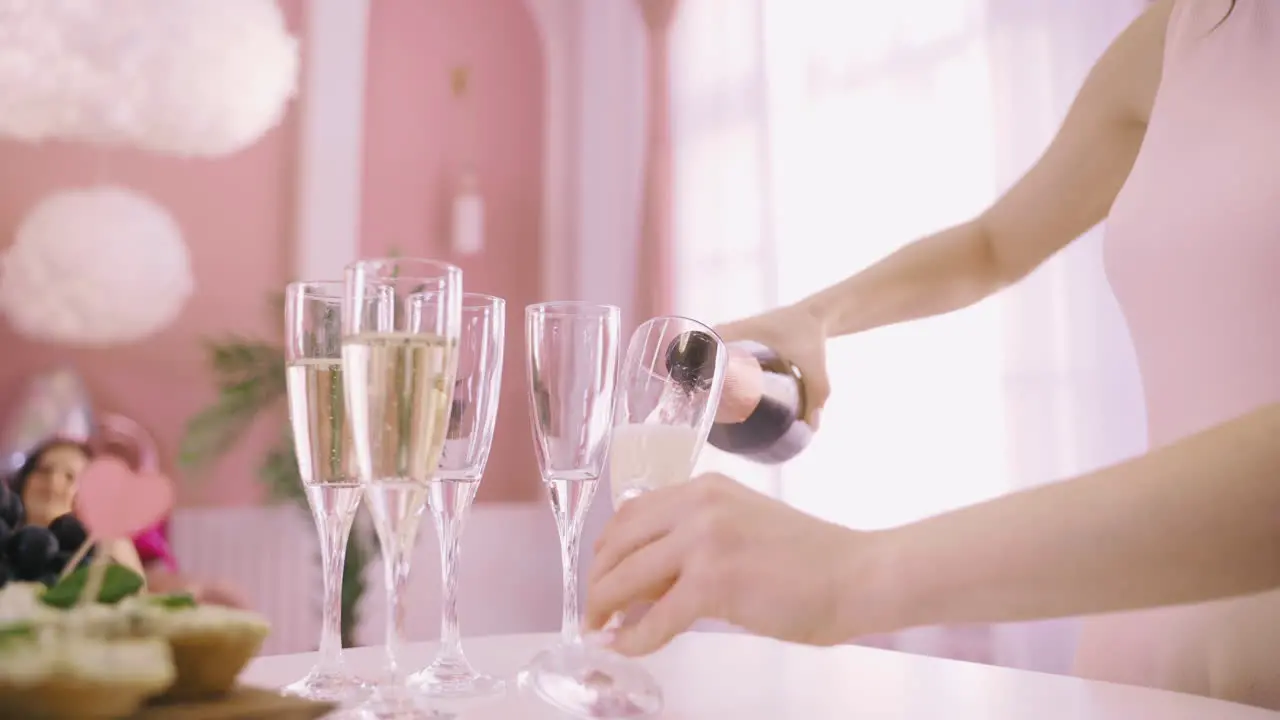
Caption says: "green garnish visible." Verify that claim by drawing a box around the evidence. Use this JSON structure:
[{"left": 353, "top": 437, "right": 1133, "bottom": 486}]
[
  {"left": 148, "top": 593, "right": 197, "bottom": 610},
  {"left": 0, "top": 622, "right": 36, "bottom": 647},
  {"left": 40, "top": 565, "right": 146, "bottom": 609}
]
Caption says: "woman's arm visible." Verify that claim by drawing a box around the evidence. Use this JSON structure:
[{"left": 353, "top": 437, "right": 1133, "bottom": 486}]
[
  {"left": 583, "top": 403, "right": 1280, "bottom": 656},
  {"left": 861, "top": 403, "right": 1280, "bottom": 635},
  {"left": 801, "top": 0, "right": 1171, "bottom": 338}
]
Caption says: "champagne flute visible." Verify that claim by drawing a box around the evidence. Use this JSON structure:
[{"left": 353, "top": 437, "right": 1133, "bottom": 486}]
[
  {"left": 521, "top": 301, "right": 665, "bottom": 718},
  {"left": 563, "top": 317, "right": 727, "bottom": 718},
  {"left": 601, "top": 318, "right": 726, "bottom": 645},
  {"left": 282, "top": 281, "right": 372, "bottom": 703},
  {"left": 342, "top": 258, "right": 462, "bottom": 718},
  {"left": 408, "top": 293, "right": 506, "bottom": 700},
  {"left": 609, "top": 316, "right": 726, "bottom": 507}
]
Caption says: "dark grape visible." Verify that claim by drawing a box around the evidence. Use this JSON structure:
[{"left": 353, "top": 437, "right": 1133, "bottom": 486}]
[
  {"left": 38, "top": 573, "right": 59, "bottom": 587},
  {"left": 0, "top": 487, "right": 22, "bottom": 528},
  {"left": 0, "top": 517, "right": 12, "bottom": 547},
  {"left": 49, "top": 551, "right": 73, "bottom": 575},
  {"left": 6, "top": 526, "right": 58, "bottom": 581},
  {"left": 0, "top": 560, "right": 10, "bottom": 588},
  {"left": 48, "top": 514, "right": 88, "bottom": 553}
]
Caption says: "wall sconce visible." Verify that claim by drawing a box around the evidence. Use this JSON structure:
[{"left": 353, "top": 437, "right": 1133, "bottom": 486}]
[{"left": 450, "top": 66, "right": 484, "bottom": 257}]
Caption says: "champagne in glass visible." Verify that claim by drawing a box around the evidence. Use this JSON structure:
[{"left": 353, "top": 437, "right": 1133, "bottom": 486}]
[
  {"left": 342, "top": 259, "right": 462, "bottom": 718},
  {"left": 282, "top": 281, "right": 370, "bottom": 703},
  {"left": 409, "top": 293, "right": 507, "bottom": 700},
  {"left": 343, "top": 332, "right": 457, "bottom": 484},
  {"left": 609, "top": 424, "right": 703, "bottom": 504}
]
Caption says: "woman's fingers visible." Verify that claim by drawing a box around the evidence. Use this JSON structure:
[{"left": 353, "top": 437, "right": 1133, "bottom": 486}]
[
  {"left": 585, "top": 530, "right": 685, "bottom": 630},
  {"left": 610, "top": 576, "right": 703, "bottom": 657},
  {"left": 587, "top": 475, "right": 745, "bottom": 650},
  {"left": 589, "top": 485, "right": 690, "bottom": 584}
]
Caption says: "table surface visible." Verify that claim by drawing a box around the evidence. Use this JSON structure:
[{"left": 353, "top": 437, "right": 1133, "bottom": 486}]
[{"left": 241, "top": 632, "right": 1280, "bottom": 719}]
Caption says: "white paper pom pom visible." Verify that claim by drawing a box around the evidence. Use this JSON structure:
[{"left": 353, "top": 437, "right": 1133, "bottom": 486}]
[
  {"left": 0, "top": 0, "right": 299, "bottom": 157},
  {"left": 0, "top": 186, "right": 195, "bottom": 346}
]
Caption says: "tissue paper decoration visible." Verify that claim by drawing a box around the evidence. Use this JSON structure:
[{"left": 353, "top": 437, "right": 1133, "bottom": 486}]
[
  {"left": 0, "top": 186, "right": 194, "bottom": 346},
  {"left": 0, "top": 0, "right": 299, "bottom": 157}
]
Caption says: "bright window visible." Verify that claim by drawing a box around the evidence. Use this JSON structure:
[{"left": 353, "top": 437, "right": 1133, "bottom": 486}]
[{"left": 673, "top": 0, "right": 1015, "bottom": 528}]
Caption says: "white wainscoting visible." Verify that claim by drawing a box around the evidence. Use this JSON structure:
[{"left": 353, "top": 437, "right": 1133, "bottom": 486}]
[{"left": 171, "top": 503, "right": 563, "bottom": 656}]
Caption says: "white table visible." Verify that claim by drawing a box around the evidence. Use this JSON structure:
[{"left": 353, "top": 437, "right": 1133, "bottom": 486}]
[{"left": 242, "top": 632, "right": 1280, "bottom": 719}]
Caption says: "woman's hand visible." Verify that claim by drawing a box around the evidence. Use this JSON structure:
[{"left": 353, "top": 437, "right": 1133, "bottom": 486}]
[
  {"left": 715, "top": 303, "right": 831, "bottom": 427},
  {"left": 585, "top": 473, "right": 880, "bottom": 656}
]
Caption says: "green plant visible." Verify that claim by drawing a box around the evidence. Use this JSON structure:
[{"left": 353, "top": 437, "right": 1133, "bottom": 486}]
[{"left": 178, "top": 297, "right": 375, "bottom": 648}]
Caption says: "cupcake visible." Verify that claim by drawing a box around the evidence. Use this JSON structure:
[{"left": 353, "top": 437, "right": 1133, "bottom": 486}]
[
  {"left": 0, "top": 619, "right": 175, "bottom": 719},
  {"left": 1, "top": 561, "right": 273, "bottom": 705},
  {"left": 127, "top": 595, "right": 271, "bottom": 701}
]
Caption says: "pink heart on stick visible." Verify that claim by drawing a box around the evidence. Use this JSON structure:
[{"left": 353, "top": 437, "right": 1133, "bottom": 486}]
[{"left": 74, "top": 457, "right": 174, "bottom": 540}]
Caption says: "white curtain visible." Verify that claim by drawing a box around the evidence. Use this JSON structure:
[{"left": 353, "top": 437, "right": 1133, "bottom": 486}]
[{"left": 670, "top": 0, "right": 1148, "bottom": 673}]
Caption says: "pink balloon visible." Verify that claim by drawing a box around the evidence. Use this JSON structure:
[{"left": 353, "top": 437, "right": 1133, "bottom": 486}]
[
  {"left": 95, "top": 413, "right": 159, "bottom": 472},
  {"left": 74, "top": 457, "right": 174, "bottom": 541}
]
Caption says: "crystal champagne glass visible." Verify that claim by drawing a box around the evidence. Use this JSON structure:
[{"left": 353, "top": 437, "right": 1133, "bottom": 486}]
[
  {"left": 521, "top": 302, "right": 666, "bottom": 718},
  {"left": 602, "top": 317, "right": 726, "bottom": 649},
  {"left": 409, "top": 293, "right": 506, "bottom": 700},
  {"left": 342, "top": 258, "right": 463, "bottom": 718},
  {"left": 282, "top": 281, "right": 372, "bottom": 703},
  {"left": 609, "top": 316, "right": 726, "bottom": 508},
  {"left": 552, "top": 316, "right": 727, "bottom": 718}
]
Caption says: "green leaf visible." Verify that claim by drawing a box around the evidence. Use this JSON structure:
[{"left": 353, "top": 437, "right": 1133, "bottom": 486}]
[
  {"left": 178, "top": 339, "right": 288, "bottom": 475},
  {"left": 149, "top": 593, "right": 197, "bottom": 610},
  {"left": 207, "top": 339, "right": 283, "bottom": 385},
  {"left": 0, "top": 622, "right": 35, "bottom": 647},
  {"left": 260, "top": 431, "right": 306, "bottom": 505},
  {"left": 41, "top": 565, "right": 146, "bottom": 608},
  {"left": 342, "top": 524, "right": 376, "bottom": 648}
]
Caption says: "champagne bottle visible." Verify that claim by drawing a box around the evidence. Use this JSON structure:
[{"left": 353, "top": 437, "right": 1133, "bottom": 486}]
[{"left": 665, "top": 331, "right": 814, "bottom": 464}]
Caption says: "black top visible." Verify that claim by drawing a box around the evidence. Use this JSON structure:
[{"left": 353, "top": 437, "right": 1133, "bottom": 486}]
[{"left": 665, "top": 330, "right": 720, "bottom": 391}]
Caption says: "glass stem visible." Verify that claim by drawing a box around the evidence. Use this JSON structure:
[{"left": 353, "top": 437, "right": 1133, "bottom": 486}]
[
  {"left": 559, "top": 523, "right": 584, "bottom": 646},
  {"left": 381, "top": 536, "right": 413, "bottom": 683},
  {"left": 435, "top": 508, "right": 467, "bottom": 664},
  {"left": 315, "top": 507, "right": 356, "bottom": 670}
]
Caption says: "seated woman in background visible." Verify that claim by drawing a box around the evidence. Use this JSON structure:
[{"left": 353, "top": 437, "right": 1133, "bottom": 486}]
[
  {"left": 12, "top": 439, "right": 146, "bottom": 575},
  {"left": 10, "top": 438, "right": 248, "bottom": 608}
]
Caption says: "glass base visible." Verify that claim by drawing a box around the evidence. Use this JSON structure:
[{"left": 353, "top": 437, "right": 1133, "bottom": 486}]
[
  {"left": 355, "top": 685, "right": 450, "bottom": 720},
  {"left": 409, "top": 656, "right": 506, "bottom": 700},
  {"left": 282, "top": 665, "right": 372, "bottom": 704},
  {"left": 519, "top": 642, "right": 663, "bottom": 719}
]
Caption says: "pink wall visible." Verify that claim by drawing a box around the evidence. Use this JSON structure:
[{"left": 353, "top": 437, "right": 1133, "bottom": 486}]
[
  {"left": 0, "top": 0, "right": 547, "bottom": 506},
  {"left": 362, "top": 0, "right": 545, "bottom": 503}
]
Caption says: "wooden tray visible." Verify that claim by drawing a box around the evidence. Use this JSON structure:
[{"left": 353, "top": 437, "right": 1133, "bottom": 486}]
[{"left": 132, "top": 686, "right": 336, "bottom": 720}]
